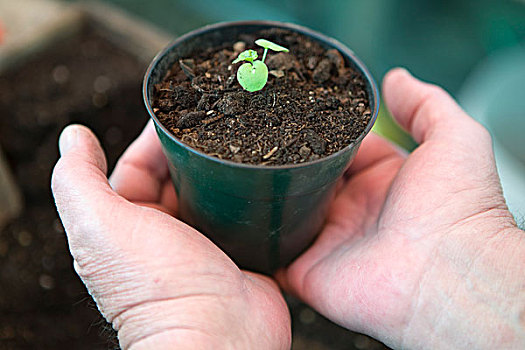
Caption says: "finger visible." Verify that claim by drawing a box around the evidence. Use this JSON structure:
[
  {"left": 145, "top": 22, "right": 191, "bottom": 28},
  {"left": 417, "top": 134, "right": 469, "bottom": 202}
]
[
  {"left": 335, "top": 132, "right": 405, "bottom": 228},
  {"left": 131, "top": 181, "right": 178, "bottom": 214},
  {"left": 109, "top": 120, "right": 172, "bottom": 204},
  {"left": 347, "top": 132, "right": 406, "bottom": 176},
  {"left": 382, "top": 68, "right": 490, "bottom": 147}
]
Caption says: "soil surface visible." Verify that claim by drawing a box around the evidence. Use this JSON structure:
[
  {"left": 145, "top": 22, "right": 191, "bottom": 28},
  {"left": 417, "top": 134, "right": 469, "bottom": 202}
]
[
  {"left": 0, "top": 25, "right": 387, "bottom": 350},
  {"left": 153, "top": 28, "right": 371, "bottom": 165}
]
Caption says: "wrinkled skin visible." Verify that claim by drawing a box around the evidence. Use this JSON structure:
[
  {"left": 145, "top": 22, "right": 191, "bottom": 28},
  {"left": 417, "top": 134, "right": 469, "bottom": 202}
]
[{"left": 52, "top": 68, "right": 525, "bottom": 349}]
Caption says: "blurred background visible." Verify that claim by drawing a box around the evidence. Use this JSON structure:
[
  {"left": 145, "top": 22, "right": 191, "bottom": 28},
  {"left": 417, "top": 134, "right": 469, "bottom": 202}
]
[{"left": 0, "top": 0, "right": 523, "bottom": 349}]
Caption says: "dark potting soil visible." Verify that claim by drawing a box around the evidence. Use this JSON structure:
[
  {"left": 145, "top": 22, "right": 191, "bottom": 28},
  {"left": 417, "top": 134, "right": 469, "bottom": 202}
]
[
  {"left": 152, "top": 28, "right": 372, "bottom": 166},
  {"left": 0, "top": 27, "right": 146, "bottom": 349}
]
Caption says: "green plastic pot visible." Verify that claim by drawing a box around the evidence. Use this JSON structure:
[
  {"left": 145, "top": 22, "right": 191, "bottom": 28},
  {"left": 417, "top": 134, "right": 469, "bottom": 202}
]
[{"left": 143, "top": 21, "right": 379, "bottom": 274}]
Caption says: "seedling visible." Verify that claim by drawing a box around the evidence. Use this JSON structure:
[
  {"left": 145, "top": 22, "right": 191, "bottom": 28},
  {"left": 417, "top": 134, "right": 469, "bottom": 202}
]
[{"left": 232, "top": 39, "right": 289, "bottom": 92}]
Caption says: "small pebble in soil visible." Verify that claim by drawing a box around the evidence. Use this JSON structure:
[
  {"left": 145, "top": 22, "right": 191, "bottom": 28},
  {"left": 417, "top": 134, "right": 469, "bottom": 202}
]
[
  {"left": 325, "top": 49, "right": 345, "bottom": 72},
  {"left": 306, "top": 56, "right": 319, "bottom": 70},
  {"left": 269, "top": 70, "right": 285, "bottom": 78},
  {"left": 176, "top": 110, "right": 207, "bottom": 128},
  {"left": 312, "top": 58, "right": 332, "bottom": 83},
  {"left": 266, "top": 52, "right": 295, "bottom": 71},
  {"left": 229, "top": 145, "right": 240, "bottom": 154},
  {"left": 233, "top": 41, "right": 246, "bottom": 52},
  {"left": 299, "top": 145, "right": 312, "bottom": 159},
  {"left": 303, "top": 128, "right": 326, "bottom": 154}
]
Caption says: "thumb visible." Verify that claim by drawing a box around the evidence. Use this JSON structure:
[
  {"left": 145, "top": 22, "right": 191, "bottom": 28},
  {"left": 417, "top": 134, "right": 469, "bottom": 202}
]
[
  {"left": 57, "top": 123, "right": 107, "bottom": 174},
  {"left": 51, "top": 125, "right": 130, "bottom": 258},
  {"left": 382, "top": 68, "right": 490, "bottom": 147},
  {"left": 381, "top": 68, "right": 501, "bottom": 187},
  {"left": 381, "top": 69, "right": 509, "bottom": 220}
]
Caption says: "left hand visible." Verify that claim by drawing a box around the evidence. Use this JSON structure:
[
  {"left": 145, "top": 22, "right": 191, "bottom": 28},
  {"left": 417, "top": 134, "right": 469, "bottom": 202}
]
[{"left": 51, "top": 122, "right": 291, "bottom": 350}]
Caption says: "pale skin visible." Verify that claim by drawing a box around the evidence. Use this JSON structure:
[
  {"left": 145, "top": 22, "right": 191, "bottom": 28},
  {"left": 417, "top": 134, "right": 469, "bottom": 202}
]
[{"left": 51, "top": 68, "right": 525, "bottom": 349}]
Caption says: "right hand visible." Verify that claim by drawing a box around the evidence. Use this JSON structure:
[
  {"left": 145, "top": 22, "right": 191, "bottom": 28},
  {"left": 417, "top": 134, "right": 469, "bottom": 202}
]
[{"left": 278, "top": 68, "right": 525, "bottom": 349}]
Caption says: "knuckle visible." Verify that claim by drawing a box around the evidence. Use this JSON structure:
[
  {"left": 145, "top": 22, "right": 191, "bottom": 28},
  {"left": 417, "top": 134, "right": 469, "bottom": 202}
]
[
  {"left": 411, "top": 86, "right": 446, "bottom": 132},
  {"left": 51, "top": 157, "right": 70, "bottom": 195},
  {"left": 473, "top": 121, "right": 492, "bottom": 143},
  {"left": 460, "top": 119, "right": 494, "bottom": 150},
  {"left": 73, "top": 254, "right": 114, "bottom": 282},
  {"left": 51, "top": 155, "right": 83, "bottom": 200},
  {"left": 416, "top": 86, "right": 446, "bottom": 116},
  {"left": 421, "top": 84, "right": 448, "bottom": 105},
  {"left": 426, "top": 84, "right": 446, "bottom": 97}
]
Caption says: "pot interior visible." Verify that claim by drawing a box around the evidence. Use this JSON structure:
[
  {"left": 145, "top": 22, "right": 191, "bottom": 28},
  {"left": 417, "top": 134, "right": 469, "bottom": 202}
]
[{"left": 144, "top": 21, "right": 379, "bottom": 165}]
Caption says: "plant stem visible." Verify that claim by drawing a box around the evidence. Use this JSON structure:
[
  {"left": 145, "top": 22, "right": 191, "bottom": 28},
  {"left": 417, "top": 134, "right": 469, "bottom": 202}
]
[{"left": 262, "top": 48, "right": 268, "bottom": 63}]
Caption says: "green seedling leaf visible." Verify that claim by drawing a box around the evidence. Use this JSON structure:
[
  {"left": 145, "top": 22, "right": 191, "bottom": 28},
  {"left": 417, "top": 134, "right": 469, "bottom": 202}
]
[
  {"left": 232, "top": 39, "right": 289, "bottom": 92},
  {"left": 236, "top": 61, "right": 268, "bottom": 92},
  {"left": 232, "top": 49, "right": 258, "bottom": 64},
  {"left": 255, "top": 39, "right": 289, "bottom": 52}
]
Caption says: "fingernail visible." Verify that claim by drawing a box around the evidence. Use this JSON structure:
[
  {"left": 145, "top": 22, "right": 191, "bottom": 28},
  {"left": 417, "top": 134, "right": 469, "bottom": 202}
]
[{"left": 58, "top": 125, "right": 79, "bottom": 156}]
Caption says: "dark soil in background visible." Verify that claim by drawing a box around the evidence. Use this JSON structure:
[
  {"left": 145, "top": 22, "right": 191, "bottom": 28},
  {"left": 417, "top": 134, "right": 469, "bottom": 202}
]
[
  {"left": 0, "top": 27, "right": 145, "bottom": 349},
  {"left": 0, "top": 25, "right": 386, "bottom": 350},
  {"left": 153, "top": 28, "right": 371, "bottom": 165}
]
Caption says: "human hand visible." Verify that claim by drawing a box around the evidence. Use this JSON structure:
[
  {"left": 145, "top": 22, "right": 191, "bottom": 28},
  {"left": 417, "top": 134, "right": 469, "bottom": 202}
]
[
  {"left": 51, "top": 122, "right": 291, "bottom": 349},
  {"left": 278, "top": 68, "right": 525, "bottom": 349}
]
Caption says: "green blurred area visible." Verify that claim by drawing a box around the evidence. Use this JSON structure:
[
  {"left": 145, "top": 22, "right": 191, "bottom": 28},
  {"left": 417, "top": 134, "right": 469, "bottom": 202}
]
[{"left": 65, "top": 0, "right": 524, "bottom": 151}]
